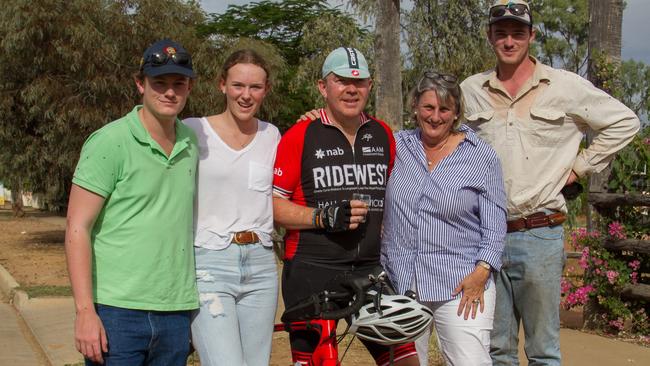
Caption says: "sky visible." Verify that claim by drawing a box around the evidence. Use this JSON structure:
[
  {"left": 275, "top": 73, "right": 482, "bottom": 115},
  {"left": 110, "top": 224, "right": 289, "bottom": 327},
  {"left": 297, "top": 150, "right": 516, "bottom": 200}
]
[{"left": 199, "top": 0, "right": 650, "bottom": 65}]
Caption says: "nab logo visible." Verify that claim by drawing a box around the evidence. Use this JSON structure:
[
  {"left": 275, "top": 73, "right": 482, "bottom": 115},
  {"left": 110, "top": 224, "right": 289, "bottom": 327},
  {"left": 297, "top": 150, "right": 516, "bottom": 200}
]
[
  {"left": 315, "top": 147, "right": 345, "bottom": 159},
  {"left": 274, "top": 167, "right": 283, "bottom": 176},
  {"left": 361, "top": 133, "right": 373, "bottom": 142}
]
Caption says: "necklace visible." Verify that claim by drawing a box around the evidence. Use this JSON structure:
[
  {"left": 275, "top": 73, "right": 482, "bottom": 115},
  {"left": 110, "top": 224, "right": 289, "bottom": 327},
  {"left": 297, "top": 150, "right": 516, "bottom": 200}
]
[{"left": 424, "top": 135, "right": 450, "bottom": 165}]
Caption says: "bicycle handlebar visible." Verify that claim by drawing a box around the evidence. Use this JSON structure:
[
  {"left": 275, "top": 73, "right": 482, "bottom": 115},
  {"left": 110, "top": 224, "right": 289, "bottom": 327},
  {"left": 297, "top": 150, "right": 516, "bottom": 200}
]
[
  {"left": 320, "top": 276, "right": 372, "bottom": 320},
  {"left": 281, "top": 270, "right": 389, "bottom": 323}
]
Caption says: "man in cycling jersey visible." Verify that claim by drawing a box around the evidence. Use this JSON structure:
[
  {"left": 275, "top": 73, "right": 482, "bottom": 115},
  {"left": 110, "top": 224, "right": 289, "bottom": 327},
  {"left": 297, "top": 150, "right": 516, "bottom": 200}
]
[{"left": 273, "top": 47, "right": 419, "bottom": 366}]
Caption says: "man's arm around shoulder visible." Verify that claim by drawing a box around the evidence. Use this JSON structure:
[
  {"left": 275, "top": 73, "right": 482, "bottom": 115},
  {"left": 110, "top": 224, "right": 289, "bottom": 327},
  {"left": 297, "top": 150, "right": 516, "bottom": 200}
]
[{"left": 65, "top": 184, "right": 107, "bottom": 364}]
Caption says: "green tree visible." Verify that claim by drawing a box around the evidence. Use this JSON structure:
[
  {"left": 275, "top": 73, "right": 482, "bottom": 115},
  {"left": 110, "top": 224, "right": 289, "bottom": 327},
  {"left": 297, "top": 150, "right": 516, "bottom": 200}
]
[
  {"left": 404, "top": 0, "right": 493, "bottom": 91},
  {"left": 200, "top": 0, "right": 369, "bottom": 129},
  {"left": 532, "top": 0, "right": 589, "bottom": 74},
  {"left": 0, "top": 0, "right": 215, "bottom": 210},
  {"left": 618, "top": 60, "right": 650, "bottom": 118},
  {"left": 200, "top": 0, "right": 340, "bottom": 66}
]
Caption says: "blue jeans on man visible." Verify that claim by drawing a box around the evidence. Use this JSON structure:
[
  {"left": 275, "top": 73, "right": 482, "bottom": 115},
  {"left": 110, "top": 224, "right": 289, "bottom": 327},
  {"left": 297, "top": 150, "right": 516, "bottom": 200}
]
[
  {"left": 490, "top": 225, "right": 565, "bottom": 366},
  {"left": 85, "top": 304, "right": 191, "bottom": 366}
]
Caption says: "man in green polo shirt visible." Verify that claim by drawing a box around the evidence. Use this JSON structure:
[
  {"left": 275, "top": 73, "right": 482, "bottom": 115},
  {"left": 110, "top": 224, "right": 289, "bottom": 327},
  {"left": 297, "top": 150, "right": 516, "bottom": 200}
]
[{"left": 65, "top": 39, "right": 198, "bottom": 366}]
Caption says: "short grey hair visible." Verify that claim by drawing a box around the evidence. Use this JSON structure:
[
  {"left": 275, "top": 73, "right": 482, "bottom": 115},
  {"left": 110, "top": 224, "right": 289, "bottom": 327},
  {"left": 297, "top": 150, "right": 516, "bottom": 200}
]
[{"left": 409, "top": 71, "right": 464, "bottom": 131}]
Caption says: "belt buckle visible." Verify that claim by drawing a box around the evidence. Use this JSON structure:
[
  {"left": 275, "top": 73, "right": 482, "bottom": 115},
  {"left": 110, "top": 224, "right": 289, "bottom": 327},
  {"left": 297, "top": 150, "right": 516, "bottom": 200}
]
[
  {"left": 233, "top": 232, "right": 244, "bottom": 244},
  {"left": 524, "top": 212, "right": 549, "bottom": 229}
]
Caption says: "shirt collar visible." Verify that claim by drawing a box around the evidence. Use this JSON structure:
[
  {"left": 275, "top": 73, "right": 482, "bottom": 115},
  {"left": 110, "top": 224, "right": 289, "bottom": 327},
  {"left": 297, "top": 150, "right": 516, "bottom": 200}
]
[
  {"left": 318, "top": 108, "right": 370, "bottom": 126},
  {"left": 407, "top": 124, "right": 478, "bottom": 148},
  {"left": 484, "top": 56, "right": 550, "bottom": 90},
  {"left": 127, "top": 105, "right": 191, "bottom": 158}
]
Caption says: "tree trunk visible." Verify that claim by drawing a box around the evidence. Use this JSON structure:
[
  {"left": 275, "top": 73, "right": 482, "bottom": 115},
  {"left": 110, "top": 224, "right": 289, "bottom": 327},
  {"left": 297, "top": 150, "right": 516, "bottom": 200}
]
[
  {"left": 585, "top": 0, "right": 624, "bottom": 329},
  {"left": 587, "top": 0, "right": 624, "bottom": 89},
  {"left": 373, "top": 0, "right": 402, "bottom": 130},
  {"left": 10, "top": 184, "right": 24, "bottom": 217}
]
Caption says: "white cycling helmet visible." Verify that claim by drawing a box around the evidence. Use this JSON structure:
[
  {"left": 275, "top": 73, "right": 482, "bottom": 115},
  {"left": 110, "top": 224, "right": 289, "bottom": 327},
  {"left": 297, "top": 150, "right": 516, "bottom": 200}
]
[{"left": 349, "top": 291, "right": 433, "bottom": 345}]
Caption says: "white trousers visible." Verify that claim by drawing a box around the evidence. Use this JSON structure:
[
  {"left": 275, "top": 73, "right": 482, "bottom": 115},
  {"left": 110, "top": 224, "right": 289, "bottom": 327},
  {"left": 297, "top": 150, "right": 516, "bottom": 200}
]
[{"left": 414, "top": 278, "right": 496, "bottom": 366}]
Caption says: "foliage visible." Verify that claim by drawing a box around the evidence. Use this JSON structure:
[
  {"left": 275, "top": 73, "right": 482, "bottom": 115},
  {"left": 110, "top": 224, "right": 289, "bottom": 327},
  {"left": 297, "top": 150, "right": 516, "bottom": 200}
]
[
  {"left": 0, "top": 0, "right": 216, "bottom": 209},
  {"left": 609, "top": 125, "right": 650, "bottom": 196},
  {"left": 199, "top": 0, "right": 369, "bottom": 130},
  {"left": 404, "top": 0, "right": 493, "bottom": 84},
  {"left": 291, "top": 13, "right": 374, "bottom": 115},
  {"left": 200, "top": 0, "right": 340, "bottom": 65},
  {"left": 618, "top": 60, "right": 650, "bottom": 118},
  {"left": 562, "top": 225, "right": 649, "bottom": 338},
  {"left": 532, "top": 0, "right": 589, "bottom": 74}
]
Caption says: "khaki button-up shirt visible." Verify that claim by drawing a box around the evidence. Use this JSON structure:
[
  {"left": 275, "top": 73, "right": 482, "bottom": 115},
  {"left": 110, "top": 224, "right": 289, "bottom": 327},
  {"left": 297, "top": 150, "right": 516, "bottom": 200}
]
[{"left": 461, "top": 58, "right": 640, "bottom": 218}]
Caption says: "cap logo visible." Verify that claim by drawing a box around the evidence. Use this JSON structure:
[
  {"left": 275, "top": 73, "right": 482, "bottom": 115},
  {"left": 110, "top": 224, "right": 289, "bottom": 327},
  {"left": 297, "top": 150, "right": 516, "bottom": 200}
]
[
  {"left": 345, "top": 47, "right": 359, "bottom": 69},
  {"left": 351, "top": 70, "right": 360, "bottom": 76},
  {"left": 164, "top": 46, "right": 177, "bottom": 55}
]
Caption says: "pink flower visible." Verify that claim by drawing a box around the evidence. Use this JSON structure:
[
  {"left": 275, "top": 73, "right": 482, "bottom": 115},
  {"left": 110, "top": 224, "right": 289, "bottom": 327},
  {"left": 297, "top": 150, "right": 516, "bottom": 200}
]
[
  {"left": 628, "top": 260, "right": 641, "bottom": 271},
  {"left": 631, "top": 271, "right": 638, "bottom": 284},
  {"left": 579, "top": 248, "right": 590, "bottom": 269},
  {"left": 608, "top": 221, "right": 626, "bottom": 240},
  {"left": 608, "top": 318, "right": 625, "bottom": 331},
  {"left": 561, "top": 279, "right": 572, "bottom": 294},
  {"left": 606, "top": 270, "right": 619, "bottom": 284}
]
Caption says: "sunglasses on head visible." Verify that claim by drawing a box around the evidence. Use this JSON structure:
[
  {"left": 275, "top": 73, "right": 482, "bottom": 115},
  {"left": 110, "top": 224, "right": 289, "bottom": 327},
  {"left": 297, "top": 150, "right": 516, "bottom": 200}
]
[
  {"left": 490, "top": 3, "right": 530, "bottom": 18},
  {"left": 418, "top": 71, "right": 458, "bottom": 91},
  {"left": 141, "top": 52, "right": 191, "bottom": 69}
]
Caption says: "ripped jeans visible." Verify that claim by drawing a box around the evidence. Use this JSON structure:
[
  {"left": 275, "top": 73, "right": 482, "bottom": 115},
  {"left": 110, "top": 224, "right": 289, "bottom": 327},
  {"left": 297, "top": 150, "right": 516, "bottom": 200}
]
[{"left": 191, "top": 244, "right": 278, "bottom": 366}]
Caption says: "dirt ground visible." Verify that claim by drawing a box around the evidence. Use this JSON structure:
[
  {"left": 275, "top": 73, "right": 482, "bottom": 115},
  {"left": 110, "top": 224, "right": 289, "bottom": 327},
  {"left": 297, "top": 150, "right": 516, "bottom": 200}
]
[{"left": 0, "top": 208, "right": 430, "bottom": 365}]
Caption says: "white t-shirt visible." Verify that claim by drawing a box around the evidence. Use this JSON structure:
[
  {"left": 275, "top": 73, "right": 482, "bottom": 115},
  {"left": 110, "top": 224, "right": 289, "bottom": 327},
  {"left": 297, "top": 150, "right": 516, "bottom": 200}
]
[{"left": 184, "top": 117, "right": 281, "bottom": 250}]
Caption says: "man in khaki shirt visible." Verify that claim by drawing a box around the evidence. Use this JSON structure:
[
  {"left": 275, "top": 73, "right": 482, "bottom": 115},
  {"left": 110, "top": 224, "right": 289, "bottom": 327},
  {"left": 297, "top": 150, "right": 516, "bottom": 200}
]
[{"left": 461, "top": 1, "right": 640, "bottom": 365}]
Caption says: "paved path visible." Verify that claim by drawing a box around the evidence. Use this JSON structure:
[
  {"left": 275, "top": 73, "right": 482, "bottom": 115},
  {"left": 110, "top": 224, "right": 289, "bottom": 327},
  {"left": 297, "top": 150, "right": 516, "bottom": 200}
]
[
  {"left": 19, "top": 297, "right": 81, "bottom": 366},
  {"left": 0, "top": 292, "right": 47, "bottom": 366}
]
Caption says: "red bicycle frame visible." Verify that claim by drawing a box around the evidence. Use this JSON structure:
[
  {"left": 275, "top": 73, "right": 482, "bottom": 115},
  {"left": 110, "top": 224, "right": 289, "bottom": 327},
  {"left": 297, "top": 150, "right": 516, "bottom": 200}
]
[{"left": 274, "top": 319, "right": 341, "bottom": 366}]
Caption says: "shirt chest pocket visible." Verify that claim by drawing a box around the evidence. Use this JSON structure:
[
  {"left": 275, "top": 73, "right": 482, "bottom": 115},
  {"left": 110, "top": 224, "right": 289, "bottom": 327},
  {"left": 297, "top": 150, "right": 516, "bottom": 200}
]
[
  {"left": 248, "top": 161, "right": 273, "bottom": 193},
  {"left": 528, "top": 108, "right": 566, "bottom": 147},
  {"left": 465, "top": 110, "right": 495, "bottom": 142}
]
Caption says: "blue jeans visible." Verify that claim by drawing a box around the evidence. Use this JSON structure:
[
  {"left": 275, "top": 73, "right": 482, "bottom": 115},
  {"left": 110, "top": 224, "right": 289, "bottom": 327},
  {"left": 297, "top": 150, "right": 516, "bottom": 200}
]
[
  {"left": 191, "top": 244, "right": 278, "bottom": 366},
  {"left": 490, "top": 225, "right": 565, "bottom": 366},
  {"left": 85, "top": 304, "right": 191, "bottom": 366}
]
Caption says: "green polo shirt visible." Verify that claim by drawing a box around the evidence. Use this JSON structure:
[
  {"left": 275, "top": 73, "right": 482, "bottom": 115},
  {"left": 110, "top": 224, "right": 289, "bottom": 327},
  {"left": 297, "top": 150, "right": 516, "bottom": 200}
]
[{"left": 72, "top": 106, "right": 199, "bottom": 311}]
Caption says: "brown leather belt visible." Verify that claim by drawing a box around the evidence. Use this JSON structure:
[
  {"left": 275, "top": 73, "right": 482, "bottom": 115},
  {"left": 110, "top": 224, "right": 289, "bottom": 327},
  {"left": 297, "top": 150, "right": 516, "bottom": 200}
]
[
  {"left": 506, "top": 212, "right": 566, "bottom": 233},
  {"left": 231, "top": 231, "right": 260, "bottom": 244}
]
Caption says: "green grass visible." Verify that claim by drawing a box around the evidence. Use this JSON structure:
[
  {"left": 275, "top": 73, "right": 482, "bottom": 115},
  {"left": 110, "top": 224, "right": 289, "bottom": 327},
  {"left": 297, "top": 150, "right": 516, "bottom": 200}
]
[{"left": 18, "top": 285, "right": 72, "bottom": 297}]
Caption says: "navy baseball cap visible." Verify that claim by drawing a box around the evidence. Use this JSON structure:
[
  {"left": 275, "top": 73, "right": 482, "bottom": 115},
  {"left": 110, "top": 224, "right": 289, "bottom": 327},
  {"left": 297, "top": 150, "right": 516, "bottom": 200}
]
[{"left": 140, "top": 39, "right": 195, "bottom": 78}]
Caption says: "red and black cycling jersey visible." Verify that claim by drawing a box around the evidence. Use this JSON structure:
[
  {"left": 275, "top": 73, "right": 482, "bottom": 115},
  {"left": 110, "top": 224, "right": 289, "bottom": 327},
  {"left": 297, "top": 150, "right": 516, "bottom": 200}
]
[{"left": 273, "top": 109, "right": 396, "bottom": 267}]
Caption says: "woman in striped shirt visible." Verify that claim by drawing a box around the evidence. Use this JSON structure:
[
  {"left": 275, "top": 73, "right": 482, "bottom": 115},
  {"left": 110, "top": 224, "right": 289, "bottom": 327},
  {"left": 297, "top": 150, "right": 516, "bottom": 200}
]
[{"left": 381, "top": 71, "right": 507, "bottom": 366}]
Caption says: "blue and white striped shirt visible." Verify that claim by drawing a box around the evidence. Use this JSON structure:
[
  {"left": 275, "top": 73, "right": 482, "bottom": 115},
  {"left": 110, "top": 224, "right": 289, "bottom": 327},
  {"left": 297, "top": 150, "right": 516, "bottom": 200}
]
[{"left": 381, "top": 125, "right": 507, "bottom": 302}]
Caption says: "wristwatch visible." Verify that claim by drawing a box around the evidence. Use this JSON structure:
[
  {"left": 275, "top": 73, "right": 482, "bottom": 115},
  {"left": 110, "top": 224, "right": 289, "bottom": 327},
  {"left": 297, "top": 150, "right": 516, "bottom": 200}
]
[{"left": 476, "top": 260, "right": 491, "bottom": 271}]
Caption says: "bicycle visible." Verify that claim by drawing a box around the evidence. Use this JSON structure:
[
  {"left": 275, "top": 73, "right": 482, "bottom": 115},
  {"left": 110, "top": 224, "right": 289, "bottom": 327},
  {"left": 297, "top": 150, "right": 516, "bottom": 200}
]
[{"left": 274, "top": 270, "right": 433, "bottom": 366}]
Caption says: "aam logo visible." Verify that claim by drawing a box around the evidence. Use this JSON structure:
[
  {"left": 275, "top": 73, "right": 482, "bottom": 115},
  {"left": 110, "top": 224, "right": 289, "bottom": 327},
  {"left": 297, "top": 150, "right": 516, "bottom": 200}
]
[{"left": 361, "top": 146, "right": 384, "bottom": 156}]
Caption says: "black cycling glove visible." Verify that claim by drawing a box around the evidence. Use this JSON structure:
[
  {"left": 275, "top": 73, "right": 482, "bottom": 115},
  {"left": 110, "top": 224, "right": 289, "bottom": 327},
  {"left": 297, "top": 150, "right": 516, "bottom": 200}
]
[{"left": 321, "top": 201, "right": 352, "bottom": 232}]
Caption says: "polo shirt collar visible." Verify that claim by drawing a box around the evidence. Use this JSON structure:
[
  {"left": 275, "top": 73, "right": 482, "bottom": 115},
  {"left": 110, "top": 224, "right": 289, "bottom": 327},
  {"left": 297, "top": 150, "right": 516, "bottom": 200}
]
[
  {"left": 127, "top": 105, "right": 191, "bottom": 159},
  {"left": 318, "top": 108, "right": 370, "bottom": 126}
]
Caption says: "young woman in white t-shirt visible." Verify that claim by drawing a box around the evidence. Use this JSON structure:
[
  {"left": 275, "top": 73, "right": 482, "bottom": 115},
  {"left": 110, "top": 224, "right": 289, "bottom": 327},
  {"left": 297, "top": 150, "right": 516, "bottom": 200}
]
[{"left": 184, "top": 49, "right": 280, "bottom": 366}]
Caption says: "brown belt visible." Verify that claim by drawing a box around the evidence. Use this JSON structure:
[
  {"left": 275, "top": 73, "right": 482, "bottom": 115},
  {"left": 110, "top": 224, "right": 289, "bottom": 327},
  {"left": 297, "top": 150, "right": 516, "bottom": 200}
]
[
  {"left": 231, "top": 231, "right": 260, "bottom": 244},
  {"left": 506, "top": 212, "right": 566, "bottom": 233}
]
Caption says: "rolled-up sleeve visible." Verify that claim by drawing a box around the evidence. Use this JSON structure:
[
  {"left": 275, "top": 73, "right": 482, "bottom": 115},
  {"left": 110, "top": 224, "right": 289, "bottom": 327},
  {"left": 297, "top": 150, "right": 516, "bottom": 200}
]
[
  {"left": 567, "top": 74, "right": 641, "bottom": 177},
  {"left": 477, "top": 156, "right": 507, "bottom": 270}
]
